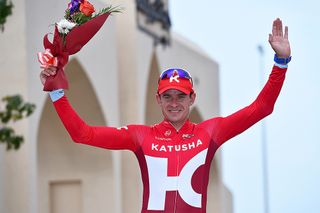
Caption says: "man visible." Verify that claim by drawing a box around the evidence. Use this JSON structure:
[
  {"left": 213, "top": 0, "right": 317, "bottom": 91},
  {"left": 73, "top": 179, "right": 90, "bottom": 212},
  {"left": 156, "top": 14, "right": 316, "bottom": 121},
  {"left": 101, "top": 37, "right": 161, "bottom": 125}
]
[{"left": 40, "top": 18, "right": 291, "bottom": 213}]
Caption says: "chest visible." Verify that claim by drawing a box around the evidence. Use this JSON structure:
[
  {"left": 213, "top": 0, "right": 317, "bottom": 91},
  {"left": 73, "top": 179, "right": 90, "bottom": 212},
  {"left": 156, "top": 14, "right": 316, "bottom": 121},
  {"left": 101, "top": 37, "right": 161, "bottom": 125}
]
[{"left": 141, "top": 127, "right": 211, "bottom": 175}]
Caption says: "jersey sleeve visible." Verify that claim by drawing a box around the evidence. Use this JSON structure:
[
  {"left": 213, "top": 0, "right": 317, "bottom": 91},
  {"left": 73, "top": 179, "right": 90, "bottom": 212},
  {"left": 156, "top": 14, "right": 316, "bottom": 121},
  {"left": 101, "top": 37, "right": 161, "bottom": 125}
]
[
  {"left": 52, "top": 95, "right": 138, "bottom": 151},
  {"left": 200, "top": 65, "right": 287, "bottom": 147}
]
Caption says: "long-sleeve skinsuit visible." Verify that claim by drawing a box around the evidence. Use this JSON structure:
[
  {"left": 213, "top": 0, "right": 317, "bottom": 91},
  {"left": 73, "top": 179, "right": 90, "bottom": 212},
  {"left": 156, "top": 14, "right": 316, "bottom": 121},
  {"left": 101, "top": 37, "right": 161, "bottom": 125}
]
[{"left": 51, "top": 65, "right": 287, "bottom": 213}]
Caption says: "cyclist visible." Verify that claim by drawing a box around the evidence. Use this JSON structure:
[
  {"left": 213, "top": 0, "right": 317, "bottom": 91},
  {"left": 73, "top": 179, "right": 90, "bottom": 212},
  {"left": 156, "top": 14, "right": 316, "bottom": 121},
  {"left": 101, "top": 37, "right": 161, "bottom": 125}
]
[{"left": 40, "top": 18, "right": 291, "bottom": 213}]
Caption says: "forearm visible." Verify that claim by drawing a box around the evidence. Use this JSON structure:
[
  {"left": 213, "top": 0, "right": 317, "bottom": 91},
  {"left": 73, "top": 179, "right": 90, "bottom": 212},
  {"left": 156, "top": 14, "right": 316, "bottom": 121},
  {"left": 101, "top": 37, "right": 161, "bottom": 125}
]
[
  {"left": 49, "top": 90, "right": 137, "bottom": 151},
  {"left": 209, "top": 64, "right": 287, "bottom": 145},
  {"left": 52, "top": 93, "right": 93, "bottom": 144},
  {"left": 251, "top": 64, "right": 287, "bottom": 117}
]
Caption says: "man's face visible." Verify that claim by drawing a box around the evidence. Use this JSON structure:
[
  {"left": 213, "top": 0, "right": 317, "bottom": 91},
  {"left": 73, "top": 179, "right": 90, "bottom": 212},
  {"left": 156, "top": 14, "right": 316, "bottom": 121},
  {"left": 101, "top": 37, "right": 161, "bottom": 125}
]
[{"left": 156, "top": 89, "right": 196, "bottom": 128}]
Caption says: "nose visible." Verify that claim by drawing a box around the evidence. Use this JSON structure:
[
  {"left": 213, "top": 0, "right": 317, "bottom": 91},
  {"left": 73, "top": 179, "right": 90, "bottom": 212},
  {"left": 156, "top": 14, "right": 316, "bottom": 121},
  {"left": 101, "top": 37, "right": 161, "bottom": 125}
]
[{"left": 170, "top": 98, "right": 178, "bottom": 107}]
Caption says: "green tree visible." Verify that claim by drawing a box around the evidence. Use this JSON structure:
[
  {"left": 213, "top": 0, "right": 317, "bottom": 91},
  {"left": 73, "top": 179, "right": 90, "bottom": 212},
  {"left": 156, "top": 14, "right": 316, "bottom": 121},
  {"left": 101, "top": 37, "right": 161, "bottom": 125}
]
[
  {"left": 1, "top": 1, "right": 36, "bottom": 150},
  {"left": 0, "top": 95, "right": 36, "bottom": 150},
  {"left": 0, "top": 0, "right": 13, "bottom": 32}
]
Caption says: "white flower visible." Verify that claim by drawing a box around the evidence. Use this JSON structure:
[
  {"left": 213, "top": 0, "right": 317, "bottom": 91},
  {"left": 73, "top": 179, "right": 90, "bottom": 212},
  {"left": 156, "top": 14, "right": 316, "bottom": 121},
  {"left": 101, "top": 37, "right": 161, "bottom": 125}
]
[{"left": 56, "top": 19, "right": 76, "bottom": 34}]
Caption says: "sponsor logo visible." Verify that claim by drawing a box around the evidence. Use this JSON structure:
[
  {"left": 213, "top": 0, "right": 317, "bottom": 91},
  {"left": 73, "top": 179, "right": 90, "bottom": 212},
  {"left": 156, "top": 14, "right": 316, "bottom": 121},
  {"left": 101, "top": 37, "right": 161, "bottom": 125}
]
[
  {"left": 169, "top": 70, "right": 180, "bottom": 83},
  {"left": 164, "top": 130, "right": 171, "bottom": 137},
  {"left": 146, "top": 149, "right": 208, "bottom": 210},
  {"left": 182, "top": 134, "right": 194, "bottom": 139},
  {"left": 151, "top": 139, "right": 203, "bottom": 152},
  {"left": 155, "top": 136, "right": 172, "bottom": 141}
]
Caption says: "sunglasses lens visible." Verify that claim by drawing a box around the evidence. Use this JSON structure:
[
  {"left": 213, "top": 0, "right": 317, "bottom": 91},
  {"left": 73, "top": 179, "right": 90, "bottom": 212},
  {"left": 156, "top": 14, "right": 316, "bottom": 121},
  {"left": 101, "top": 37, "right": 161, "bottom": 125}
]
[{"left": 160, "top": 69, "right": 192, "bottom": 80}]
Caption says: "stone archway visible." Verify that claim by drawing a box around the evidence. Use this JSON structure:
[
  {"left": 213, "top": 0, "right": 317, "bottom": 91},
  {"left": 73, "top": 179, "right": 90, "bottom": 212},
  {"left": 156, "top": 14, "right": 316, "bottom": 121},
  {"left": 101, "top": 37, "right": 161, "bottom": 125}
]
[
  {"left": 145, "top": 52, "right": 162, "bottom": 125},
  {"left": 37, "top": 59, "right": 115, "bottom": 213}
]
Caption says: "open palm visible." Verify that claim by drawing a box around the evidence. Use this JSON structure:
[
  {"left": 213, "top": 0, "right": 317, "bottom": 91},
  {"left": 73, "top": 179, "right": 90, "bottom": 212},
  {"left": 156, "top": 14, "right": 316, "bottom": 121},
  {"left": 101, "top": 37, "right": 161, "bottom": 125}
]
[{"left": 268, "top": 18, "right": 291, "bottom": 58}]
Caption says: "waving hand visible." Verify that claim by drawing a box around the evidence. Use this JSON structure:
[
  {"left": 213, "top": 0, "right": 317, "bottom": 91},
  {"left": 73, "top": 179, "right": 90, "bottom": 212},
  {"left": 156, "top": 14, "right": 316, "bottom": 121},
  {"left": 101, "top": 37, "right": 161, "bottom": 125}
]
[{"left": 269, "top": 18, "right": 291, "bottom": 58}]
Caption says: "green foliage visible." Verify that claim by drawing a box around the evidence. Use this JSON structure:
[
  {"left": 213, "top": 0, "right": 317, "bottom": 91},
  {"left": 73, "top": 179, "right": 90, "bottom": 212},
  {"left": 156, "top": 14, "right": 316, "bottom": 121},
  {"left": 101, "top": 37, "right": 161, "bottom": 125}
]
[
  {"left": 94, "top": 5, "right": 123, "bottom": 17},
  {"left": 0, "top": 95, "right": 36, "bottom": 150},
  {"left": 70, "top": 11, "right": 92, "bottom": 25},
  {"left": 0, "top": 0, "right": 14, "bottom": 32}
]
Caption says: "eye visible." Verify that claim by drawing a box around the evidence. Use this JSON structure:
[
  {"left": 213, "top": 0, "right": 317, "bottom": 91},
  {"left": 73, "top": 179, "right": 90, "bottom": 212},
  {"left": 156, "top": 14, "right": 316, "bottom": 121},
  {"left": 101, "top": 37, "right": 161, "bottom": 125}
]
[
  {"left": 162, "top": 95, "right": 171, "bottom": 100},
  {"left": 178, "top": 94, "right": 187, "bottom": 100}
]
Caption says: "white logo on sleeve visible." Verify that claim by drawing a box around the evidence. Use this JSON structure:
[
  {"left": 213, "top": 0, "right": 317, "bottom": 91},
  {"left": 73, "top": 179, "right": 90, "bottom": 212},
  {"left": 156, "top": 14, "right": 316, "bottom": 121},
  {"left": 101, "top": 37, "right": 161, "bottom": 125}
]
[
  {"left": 116, "top": 126, "right": 128, "bottom": 130},
  {"left": 145, "top": 149, "right": 208, "bottom": 210}
]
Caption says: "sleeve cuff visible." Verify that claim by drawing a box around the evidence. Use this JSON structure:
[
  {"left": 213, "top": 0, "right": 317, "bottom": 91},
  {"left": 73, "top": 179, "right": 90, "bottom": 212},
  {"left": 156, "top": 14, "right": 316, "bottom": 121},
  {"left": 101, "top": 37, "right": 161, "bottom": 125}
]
[
  {"left": 274, "top": 63, "right": 288, "bottom": 69},
  {"left": 49, "top": 89, "right": 64, "bottom": 102}
]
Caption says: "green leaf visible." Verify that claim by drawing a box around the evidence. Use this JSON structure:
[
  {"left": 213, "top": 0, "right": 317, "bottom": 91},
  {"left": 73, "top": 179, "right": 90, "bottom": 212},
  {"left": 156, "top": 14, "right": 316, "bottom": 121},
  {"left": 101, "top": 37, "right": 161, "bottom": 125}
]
[
  {"left": 0, "top": 127, "right": 24, "bottom": 150},
  {"left": 0, "top": 0, "right": 14, "bottom": 32},
  {"left": 1, "top": 111, "right": 11, "bottom": 123},
  {"left": 0, "top": 94, "right": 36, "bottom": 151},
  {"left": 0, "top": 127, "right": 14, "bottom": 141},
  {"left": 10, "top": 135, "right": 23, "bottom": 150},
  {"left": 64, "top": 8, "right": 71, "bottom": 20},
  {"left": 3, "top": 95, "right": 23, "bottom": 111},
  {"left": 95, "top": 5, "right": 123, "bottom": 17}
]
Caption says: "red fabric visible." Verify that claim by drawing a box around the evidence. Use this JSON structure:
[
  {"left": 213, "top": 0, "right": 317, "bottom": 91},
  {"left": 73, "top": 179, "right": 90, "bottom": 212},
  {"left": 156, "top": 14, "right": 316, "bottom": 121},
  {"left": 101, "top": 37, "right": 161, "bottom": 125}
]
[
  {"left": 52, "top": 65, "right": 287, "bottom": 212},
  {"left": 42, "top": 13, "right": 110, "bottom": 91},
  {"left": 158, "top": 78, "right": 194, "bottom": 95}
]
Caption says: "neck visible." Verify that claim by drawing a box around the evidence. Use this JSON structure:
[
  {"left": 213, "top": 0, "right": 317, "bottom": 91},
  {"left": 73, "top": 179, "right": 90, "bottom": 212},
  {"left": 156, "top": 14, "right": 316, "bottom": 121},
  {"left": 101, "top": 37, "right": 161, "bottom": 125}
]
[{"left": 169, "top": 119, "right": 188, "bottom": 132}]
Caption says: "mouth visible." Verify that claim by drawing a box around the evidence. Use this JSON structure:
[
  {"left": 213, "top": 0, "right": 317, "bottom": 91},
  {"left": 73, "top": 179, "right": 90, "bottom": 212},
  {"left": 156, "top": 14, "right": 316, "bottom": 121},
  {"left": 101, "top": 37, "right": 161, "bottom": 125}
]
[{"left": 168, "top": 109, "right": 182, "bottom": 113}]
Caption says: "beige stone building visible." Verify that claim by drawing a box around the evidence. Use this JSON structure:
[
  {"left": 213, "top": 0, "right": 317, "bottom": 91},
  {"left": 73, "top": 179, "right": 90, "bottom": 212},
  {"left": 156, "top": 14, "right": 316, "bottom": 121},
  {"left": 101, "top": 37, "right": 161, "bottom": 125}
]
[{"left": 0, "top": 0, "right": 232, "bottom": 212}]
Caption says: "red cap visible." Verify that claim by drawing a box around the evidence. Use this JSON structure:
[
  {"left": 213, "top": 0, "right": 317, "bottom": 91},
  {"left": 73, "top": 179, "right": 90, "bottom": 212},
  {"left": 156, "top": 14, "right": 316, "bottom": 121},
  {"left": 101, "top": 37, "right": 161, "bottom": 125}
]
[{"left": 157, "top": 69, "right": 194, "bottom": 94}]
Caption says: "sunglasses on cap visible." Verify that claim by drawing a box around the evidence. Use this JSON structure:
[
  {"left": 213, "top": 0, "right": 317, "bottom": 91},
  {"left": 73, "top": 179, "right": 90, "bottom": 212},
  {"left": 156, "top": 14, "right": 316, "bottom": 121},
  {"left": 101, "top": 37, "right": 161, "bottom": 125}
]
[{"left": 158, "top": 68, "right": 193, "bottom": 85}]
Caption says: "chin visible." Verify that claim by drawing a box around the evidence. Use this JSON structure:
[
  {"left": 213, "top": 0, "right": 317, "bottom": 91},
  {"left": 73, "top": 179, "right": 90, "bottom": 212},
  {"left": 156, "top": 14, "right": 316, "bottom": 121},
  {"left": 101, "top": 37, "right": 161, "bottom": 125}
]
[{"left": 167, "top": 114, "right": 186, "bottom": 123}]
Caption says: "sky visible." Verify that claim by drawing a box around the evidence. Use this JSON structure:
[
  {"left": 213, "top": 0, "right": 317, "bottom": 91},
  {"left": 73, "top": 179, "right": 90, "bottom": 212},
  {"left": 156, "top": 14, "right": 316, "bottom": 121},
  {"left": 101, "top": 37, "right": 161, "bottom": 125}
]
[{"left": 170, "top": 1, "right": 320, "bottom": 213}]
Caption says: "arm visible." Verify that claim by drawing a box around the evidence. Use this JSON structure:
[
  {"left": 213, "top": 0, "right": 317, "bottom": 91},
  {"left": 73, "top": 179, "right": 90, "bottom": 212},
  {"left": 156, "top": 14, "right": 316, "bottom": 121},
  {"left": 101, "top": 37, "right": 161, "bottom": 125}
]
[
  {"left": 201, "top": 18, "right": 291, "bottom": 146},
  {"left": 40, "top": 71, "right": 138, "bottom": 152},
  {"left": 205, "top": 65, "right": 287, "bottom": 146},
  {"left": 51, "top": 91, "right": 137, "bottom": 151}
]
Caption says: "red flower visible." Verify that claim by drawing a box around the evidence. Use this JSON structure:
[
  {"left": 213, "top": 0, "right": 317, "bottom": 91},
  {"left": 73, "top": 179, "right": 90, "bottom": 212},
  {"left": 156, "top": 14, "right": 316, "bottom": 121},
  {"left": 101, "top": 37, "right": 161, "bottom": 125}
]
[{"left": 80, "top": 0, "right": 95, "bottom": 16}]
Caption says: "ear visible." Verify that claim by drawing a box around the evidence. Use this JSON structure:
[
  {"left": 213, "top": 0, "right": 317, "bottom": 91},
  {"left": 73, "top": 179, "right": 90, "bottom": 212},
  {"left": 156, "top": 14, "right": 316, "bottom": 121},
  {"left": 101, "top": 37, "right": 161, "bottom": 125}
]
[
  {"left": 189, "top": 92, "right": 196, "bottom": 106},
  {"left": 156, "top": 93, "right": 162, "bottom": 105}
]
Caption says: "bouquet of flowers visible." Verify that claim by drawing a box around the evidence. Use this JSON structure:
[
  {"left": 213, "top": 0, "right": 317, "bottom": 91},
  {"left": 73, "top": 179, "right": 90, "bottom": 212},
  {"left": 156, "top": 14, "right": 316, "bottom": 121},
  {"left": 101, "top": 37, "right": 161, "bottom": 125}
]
[{"left": 38, "top": 0, "right": 121, "bottom": 91}]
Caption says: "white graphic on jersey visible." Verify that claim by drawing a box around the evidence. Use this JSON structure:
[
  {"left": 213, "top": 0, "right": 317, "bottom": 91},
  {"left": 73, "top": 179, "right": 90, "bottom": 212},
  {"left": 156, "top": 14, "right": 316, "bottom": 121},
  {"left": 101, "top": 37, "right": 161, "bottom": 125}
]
[
  {"left": 182, "top": 134, "right": 194, "bottom": 139},
  {"left": 145, "top": 148, "right": 208, "bottom": 210},
  {"left": 116, "top": 126, "right": 128, "bottom": 130}
]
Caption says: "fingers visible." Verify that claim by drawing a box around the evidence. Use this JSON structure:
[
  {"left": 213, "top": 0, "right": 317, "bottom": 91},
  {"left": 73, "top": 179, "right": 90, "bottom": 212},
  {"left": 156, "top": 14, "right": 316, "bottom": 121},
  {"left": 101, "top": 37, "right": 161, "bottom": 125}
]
[
  {"left": 272, "top": 20, "right": 277, "bottom": 36},
  {"left": 268, "top": 33, "right": 273, "bottom": 43},
  {"left": 40, "top": 66, "right": 57, "bottom": 85},
  {"left": 278, "top": 19, "right": 283, "bottom": 37},
  {"left": 272, "top": 18, "right": 286, "bottom": 37},
  {"left": 284, "top": 26, "right": 289, "bottom": 39},
  {"left": 41, "top": 66, "right": 57, "bottom": 76}
]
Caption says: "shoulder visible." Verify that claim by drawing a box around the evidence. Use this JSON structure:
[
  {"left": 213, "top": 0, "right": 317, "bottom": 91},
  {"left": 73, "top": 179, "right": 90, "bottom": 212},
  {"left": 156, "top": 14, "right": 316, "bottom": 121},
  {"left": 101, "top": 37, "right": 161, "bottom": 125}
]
[
  {"left": 125, "top": 124, "right": 153, "bottom": 135},
  {"left": 196, "top": 117, "right": 223, "bottom": 129}
]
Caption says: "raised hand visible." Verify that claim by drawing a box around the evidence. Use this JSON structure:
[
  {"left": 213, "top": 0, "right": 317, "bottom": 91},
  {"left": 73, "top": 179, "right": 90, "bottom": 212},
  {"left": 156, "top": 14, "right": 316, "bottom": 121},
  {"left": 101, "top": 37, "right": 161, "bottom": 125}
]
[
  {"left": 268, "top": 18, "right": 291, "bottom": 58},
  {"left": 40, "top": 66, "right": 57, "bottom": 86}
]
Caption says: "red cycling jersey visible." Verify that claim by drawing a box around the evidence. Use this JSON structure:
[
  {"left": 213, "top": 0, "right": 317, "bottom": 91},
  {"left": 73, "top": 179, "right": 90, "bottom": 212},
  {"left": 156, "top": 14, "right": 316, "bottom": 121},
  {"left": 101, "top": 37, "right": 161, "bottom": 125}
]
[{"left": 52, "top": 65, "right": 287, "bottom": 213}]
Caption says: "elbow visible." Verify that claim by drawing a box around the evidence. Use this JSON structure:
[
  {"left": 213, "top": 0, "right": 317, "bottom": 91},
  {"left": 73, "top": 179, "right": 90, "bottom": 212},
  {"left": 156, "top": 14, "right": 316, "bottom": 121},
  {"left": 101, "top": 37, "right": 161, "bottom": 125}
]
[
  {"left": 261, "top": 103, "right": 275, "bottom": 117},
  {"left": 69, "top": 129, "right": 93, "bottom": 144},
  {"left": 70, "top": 135, "right": 90, "bottom": 144},
  {"left": 64, "top": 124, "right": 93, "bottom": 144},
  {"left": 71, "top": 136, "right": 83, "bottom": 144}
]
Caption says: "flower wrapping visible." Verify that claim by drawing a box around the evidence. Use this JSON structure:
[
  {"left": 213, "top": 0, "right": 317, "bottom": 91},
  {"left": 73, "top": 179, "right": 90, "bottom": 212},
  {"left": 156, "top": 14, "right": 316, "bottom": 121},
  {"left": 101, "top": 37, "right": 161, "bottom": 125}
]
[{"left": 38, "top": 1, "right": 121, "bottom": 91}]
